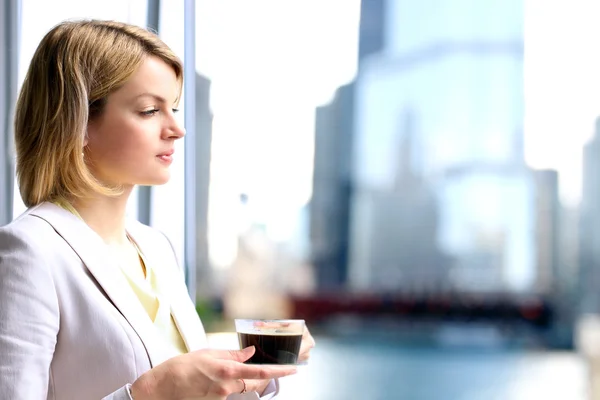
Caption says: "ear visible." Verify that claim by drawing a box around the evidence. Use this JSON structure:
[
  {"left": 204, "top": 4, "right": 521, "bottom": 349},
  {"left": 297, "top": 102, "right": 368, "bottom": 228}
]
[{"left": 84, "top": 123, "right": 92, "bottom": 147}]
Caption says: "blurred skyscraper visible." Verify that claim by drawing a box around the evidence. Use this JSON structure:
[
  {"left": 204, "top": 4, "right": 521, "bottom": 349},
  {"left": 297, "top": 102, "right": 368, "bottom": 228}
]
[
  {"left": 579, "top": 117, "right": 600, "bottom": 313},
  {"left": 311, "top": 84, "right": 355, "bottom": 290},
  {"left": 347, "top": 0, "right": 544, "bottom": 294},
  {"left": 363, "top": 108, "right": 451, "bottom": 292},
  {"left": 309, "top": 0, "right": 386, "bottom": 291},
  {"left": 311, "top": 0, "right": 560, "bottom": 296},
  {"left": 356, "top": 0, "right": 386, "bottom": 61},
  {"left": 533, "top": 169, "right": 560, "bottom": 293}
]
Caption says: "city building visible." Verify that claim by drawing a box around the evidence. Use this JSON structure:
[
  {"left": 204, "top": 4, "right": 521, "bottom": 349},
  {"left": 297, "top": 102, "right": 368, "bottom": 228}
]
[
  {"left": 311, "top": 0, "right": 559, "bottom": 296},
  {"left": 310, "top": 83, "right": 355, "bottom": 290},
  {"left": 309, "top": 0, "right": 387, "bottom": 291},
  {"left": 579, "top": 117, "right": 600, "bottom": 313},
  {"left": 348, "top": 0, "right": 529, "bottom": 293}
]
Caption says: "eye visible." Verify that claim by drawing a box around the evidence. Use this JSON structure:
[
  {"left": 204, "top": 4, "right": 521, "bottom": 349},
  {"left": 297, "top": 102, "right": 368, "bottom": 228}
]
[
  {"left": 140, "top": 108, "right": 159, "bottom": 116},
  {"left": 172, "top": 108, "right": 180, "bottom": 114}
]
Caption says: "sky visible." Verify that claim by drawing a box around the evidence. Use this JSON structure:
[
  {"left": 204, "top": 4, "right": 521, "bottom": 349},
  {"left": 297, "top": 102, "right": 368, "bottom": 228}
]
[
  {"left": 194, "top": 0, "right": 360, "bottom": 210},
  {"left": 16, "top": 0, "right": 599, "bottom": 208},
  {"left": 191, "top": 0, "right": 361, "bottom": 262},
  {"left": 524, "top": 0, "right": 600, "bottom": 206}
]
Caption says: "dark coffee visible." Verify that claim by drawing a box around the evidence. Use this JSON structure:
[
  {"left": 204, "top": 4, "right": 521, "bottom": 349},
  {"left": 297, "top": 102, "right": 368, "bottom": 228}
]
[{"left": 238, "top": 332, "right": 302, "bottom": 364}]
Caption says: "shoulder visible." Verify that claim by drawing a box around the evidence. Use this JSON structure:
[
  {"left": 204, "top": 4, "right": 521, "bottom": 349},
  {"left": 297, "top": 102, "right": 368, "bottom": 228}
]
[
  {"left": 0, "top": 207, "right": 61, "bottom": 299},
  {"left": 0, "top": 205, "right": 64, "bottom": 252}
]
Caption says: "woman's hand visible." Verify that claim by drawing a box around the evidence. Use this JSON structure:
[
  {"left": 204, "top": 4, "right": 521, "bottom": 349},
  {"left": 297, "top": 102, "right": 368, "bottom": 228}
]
[
  {"left": 298, "top": 326, "right": 316, "bottom": 363},
  {"left": 235, "top": 377, "right": 272, "bottom": 397},
  {"left": 130, "top": 346, "right": 296, "bottom": 400}
]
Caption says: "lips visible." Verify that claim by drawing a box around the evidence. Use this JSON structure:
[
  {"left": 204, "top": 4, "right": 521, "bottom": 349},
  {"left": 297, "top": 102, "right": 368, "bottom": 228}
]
[
  {"left": 157, "top": 149, "right": 174, "bottom": 163},
  {"left": 158, "top": 149, "right": 174, "bottom": 157}
]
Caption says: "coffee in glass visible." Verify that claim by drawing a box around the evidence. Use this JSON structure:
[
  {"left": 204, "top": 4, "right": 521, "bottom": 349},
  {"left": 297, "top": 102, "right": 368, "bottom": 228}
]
[{"left": 235, "top": 319, "right": 304, "bottom": 365}]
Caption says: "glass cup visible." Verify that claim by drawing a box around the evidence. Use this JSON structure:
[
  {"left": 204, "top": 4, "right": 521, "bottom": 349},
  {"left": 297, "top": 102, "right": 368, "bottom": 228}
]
[{"left": 235, "top": 319, "right": 305, "bottom": 365}]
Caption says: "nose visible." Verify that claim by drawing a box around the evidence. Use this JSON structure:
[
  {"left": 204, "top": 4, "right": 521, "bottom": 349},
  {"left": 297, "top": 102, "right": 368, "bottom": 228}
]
[
  {"left": 169, "top": 124, "right": 185, "bottom": 139},
  {"left": 164, "top": 115, "right": 186, "bottom": 140}
]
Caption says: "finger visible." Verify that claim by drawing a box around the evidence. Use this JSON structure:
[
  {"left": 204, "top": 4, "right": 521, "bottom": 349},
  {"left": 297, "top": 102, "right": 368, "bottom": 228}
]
[
  {"left": 298, "top": 348, "right": 310, "bottom": 362},
  {"left": 299, "top": 342, "right": 310, "bottom": 357},
  {"left": 229, "top": 378, "right": 247, "bottom": 395},
  {"left": 299, "top": 331, "right": 316, "bottom": 354},
  {"left": 301, "top": 337, "right": 315, "bottom": 349},
  {"left": 200, "top": 346, "right": 256, "bottom": 363},
  {"left": 205, "top": 379, "right": 246, "bottom": 398},
  {"left": 213, "top": 378, "right": 260, "bottom": 397},
  {"left": 298, "top": 351, "right": 311, "bottom": 362},
  {"left": 243, "top": 379, "right": 270, "bottom": 394},
  {"left": 303, "top": 335, "right": 316, "bottom": 350},
  {"left": 253, "top": 321, "right": 291, "bottom": 329},
  {"left": 302, "top": 326, "right": 315, "bottom": 344},
  {"left": 222, "top": 364, "right": 298, "bottom": 381}
]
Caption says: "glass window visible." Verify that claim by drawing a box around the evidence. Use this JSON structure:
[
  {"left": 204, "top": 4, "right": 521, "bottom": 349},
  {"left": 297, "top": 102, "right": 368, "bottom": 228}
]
[
  {"left": 149, "top": 0, "right": 186, "bottom": 263},
  {"left": 193, "top": 0, "right": 361, "bottom": 313}
]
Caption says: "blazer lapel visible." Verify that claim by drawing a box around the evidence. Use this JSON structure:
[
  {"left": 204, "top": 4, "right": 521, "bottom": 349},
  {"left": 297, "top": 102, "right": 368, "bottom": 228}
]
[
  {"left": 169, "top": 284, "right": 208, "bottom": 352},
  {"left": 126, "top": 221, "right": 208, "bottom": 352},
  {"left": 30, "top": 203, "right": 169, "bottom": 366}
]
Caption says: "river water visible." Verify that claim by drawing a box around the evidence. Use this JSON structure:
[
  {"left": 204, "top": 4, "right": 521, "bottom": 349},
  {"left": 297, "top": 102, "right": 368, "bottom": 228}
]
[{"left": 278, "top": 336, "right": 588, "bottom": 400}]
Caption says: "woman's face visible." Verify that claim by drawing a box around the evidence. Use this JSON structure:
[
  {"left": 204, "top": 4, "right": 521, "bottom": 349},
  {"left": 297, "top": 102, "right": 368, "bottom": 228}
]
[{"left": 85, "top": 56, "right": 185, "bottom": 188}]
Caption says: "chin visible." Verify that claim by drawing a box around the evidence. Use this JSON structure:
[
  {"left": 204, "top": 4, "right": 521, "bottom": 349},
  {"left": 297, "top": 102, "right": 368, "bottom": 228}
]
[
  {"left": 139, "top": 173, "right": 171, "bottom": 186},
  {"left": 152, "top": 176, "right": 171, "bottom": 186}
]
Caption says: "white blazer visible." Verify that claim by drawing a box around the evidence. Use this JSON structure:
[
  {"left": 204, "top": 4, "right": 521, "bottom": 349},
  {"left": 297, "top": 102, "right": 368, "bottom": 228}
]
[{"left": 0, "top": 202, "right": 277, "bottom": 400}]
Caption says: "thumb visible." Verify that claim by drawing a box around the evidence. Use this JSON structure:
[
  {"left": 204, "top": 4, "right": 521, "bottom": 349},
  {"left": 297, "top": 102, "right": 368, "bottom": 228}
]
[{"left": 214, "top": 346, "right": 256, "bottom": 362}]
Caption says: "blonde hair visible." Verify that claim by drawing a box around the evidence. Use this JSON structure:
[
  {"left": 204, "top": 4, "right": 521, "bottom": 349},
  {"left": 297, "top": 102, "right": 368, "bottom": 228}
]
[{"left": 14, "top": 19, "right": 183, "bottom": 207}]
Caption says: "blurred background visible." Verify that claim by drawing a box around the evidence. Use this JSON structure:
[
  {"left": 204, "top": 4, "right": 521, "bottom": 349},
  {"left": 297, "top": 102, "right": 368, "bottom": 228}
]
[{"left": 4, "top": 0, "right": 600, "bottom": 398}]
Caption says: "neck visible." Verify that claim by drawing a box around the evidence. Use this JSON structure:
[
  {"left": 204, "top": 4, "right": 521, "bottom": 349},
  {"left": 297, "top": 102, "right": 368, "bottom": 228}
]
[{"left": 70, "top": 186, "right": 134, "bottom": 246}]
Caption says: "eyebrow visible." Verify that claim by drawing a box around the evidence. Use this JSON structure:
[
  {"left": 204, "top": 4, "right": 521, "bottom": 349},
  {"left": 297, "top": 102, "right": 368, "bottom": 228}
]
[{"left": 133, "top": 92, "right": 168, "bottom": 103}]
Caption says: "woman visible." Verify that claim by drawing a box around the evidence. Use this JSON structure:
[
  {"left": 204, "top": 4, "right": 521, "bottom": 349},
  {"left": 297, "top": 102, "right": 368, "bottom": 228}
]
[{"left": 0, "top": 20, "right": 313, "bottom": 399}]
